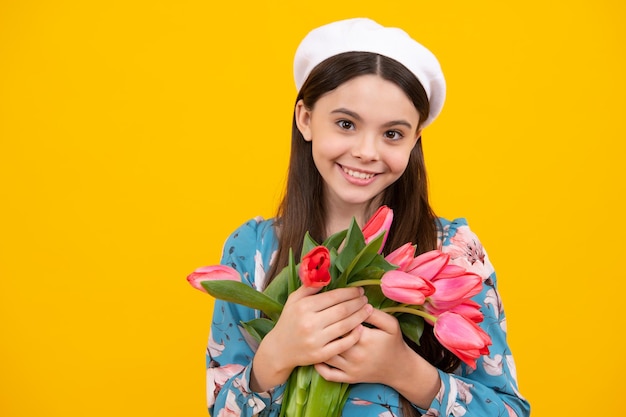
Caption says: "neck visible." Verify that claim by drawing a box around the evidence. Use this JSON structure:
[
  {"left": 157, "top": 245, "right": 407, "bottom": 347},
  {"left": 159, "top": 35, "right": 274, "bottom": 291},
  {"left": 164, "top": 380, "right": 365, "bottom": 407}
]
[{"left": 323, "top": 197, "right": 381, "bottom": 237}]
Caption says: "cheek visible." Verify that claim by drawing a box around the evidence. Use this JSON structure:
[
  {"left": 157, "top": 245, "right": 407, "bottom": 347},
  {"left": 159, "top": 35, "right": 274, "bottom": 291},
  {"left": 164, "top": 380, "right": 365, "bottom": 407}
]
[
  {"left": 310, "top": 141, "right": 335, "bottom": 176},
  {"left": 312, "top": 138, "right": 343, "bottom": 161},
  {"left": 387, "top": 149, "right": 413, "bottom": 174}
]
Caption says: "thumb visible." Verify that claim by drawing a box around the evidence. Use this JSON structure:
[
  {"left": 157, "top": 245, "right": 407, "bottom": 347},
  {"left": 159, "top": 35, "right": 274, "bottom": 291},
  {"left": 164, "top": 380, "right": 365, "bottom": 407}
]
[
  {"left": 287, "top": 283, "right": 323, "bottom": 303},
  {"left": 362, "top": 308, "right": 398, "bottom": 333}
]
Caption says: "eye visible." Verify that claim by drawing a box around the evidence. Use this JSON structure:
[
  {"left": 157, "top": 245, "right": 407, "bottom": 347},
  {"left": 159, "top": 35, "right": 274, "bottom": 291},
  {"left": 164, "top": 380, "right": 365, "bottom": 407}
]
[
  {"left": 337, "top": 120, "right": 355, "bottom": 130},
  {"left": 384, "top": 130, "right": 404, "bottom": 141}
]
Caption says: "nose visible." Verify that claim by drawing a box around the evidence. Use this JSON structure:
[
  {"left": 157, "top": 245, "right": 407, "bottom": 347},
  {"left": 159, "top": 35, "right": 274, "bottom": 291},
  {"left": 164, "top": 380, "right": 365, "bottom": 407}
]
[{"left": 351, "top": 133, "right": 380, "bottom": 161}]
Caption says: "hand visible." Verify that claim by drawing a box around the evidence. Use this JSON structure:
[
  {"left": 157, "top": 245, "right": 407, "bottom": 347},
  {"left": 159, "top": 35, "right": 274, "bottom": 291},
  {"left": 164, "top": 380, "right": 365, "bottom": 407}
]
[
  {"left": 314, "top": 308, "right": 441, "bottom": 408},
  {"left": 250, "top": 285, "right": 373, "bottom": 391},
  {"left": 313, "top": 308, "right": 409, "bottom": 385}
]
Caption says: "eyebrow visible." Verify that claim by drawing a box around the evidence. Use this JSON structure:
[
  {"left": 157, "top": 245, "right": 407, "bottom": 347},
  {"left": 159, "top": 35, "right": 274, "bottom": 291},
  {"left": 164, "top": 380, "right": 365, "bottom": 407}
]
[{"left": 330, "top": 108, "right": 414, "bottom": 130}]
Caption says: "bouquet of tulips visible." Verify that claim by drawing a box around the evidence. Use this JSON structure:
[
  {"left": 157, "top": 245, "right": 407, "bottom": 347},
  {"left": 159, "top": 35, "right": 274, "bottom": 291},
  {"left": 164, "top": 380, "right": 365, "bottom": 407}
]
[{"left": 187, "top": 206, "right": 492, "bottom": 417}]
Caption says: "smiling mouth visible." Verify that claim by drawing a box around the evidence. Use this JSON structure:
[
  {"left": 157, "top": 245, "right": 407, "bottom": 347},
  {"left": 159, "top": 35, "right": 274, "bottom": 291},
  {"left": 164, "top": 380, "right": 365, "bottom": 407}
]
[{"left": 342, "top": 166, "right": 376, "bottom": 180}]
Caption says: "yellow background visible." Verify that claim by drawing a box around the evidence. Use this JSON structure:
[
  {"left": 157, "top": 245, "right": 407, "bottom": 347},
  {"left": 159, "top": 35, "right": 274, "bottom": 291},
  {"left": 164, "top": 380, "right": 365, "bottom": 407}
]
[{"left": 1, "top": 1, "right": 624, "bottom": 416}]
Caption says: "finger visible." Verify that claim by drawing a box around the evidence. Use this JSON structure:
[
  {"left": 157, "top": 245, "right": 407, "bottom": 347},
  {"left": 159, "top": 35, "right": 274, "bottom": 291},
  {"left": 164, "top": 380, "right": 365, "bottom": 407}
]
[
  {"left": 309, "top": 287, "right": 365, "bottom": 311},
  {"left": 319, "top": 322, "right": 364, "bottom": 359},
  {"left": 322, "top": 354, "right": 348, "bottom": 370},
  {"left": 362, "top": 308, "right": 398, "bottom": 333},
  {"left": 286, "top": 283, "right": 323, "bottom": 304},
  {"left": 306, "top": 302, "right": 370, "bottom": 353},
  {"left": 314, "top": 362, "right": 351, "bottom": 384},
  {"left": 322, "top": 302, "right": 373, "bottom": 338}
]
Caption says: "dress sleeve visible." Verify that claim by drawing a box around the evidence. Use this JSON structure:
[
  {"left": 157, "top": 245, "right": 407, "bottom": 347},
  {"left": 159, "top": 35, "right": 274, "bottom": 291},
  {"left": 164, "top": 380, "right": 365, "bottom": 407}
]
[
  {"left": 419, "top": 219, "right": 531, "bottom": 417},
  {"left": 206, "top": 218, "right": 285, "bottom": 417}
]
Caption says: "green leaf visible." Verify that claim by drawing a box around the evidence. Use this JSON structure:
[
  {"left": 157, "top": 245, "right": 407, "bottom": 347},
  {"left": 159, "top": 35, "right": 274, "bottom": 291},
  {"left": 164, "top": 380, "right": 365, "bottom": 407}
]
[
  {"left": 280, "top": 370, "right": 296, "bottom": 417},
  {"left": 201, "top": 280, "right": 283, "bottom": 321},
  {"left": 240, "top": 318, "right": 276, "bottom": 343},
  {"left": 346, "top": 265, "right": 385, "bottom": 284},
  {"left": 301, "top": 232, "right": 319, "bottom": 259},
  {"left": 337, "top": 383, "right": 351, "bottom": 414},
  {"left": 330, "top": 232, "right": 385, "bottom": 290},
  {"left": 322, "top": 229, "right": 347, "bottom": 251},
  {"left": 397, "top": 313, "right": 425, "bottom": 346},
  {"left": 263, "top": 266, "right": 290, "bottom": 305},
  {"left": 335, "top": 218, "right": 365, "bottom": 272},
  {"left": 367, "top": 252, "right": 398, "bottom": 272},
  {"left": 296, "top": 365, "right": 313, "bottom": 403},
  {"left": 287, "top": 248, "right": 300, "bottom": 294},
  {"left": 282, "top": 365, "right": 312, "bottom": 417},
  {"left": 362, "top": 284, "right": 387, "bottom": 309},
  {"left": 379, "top": 296, "right": 400, "bottom": 309},
  {"left": 347, "top": 232, "right": 384, "bottom": 276},
  {"left": 329, "top": 247, "right": 341, "bottom": 275},
  {"left": 303, "top": 370, "right": 350, "bottom": 417}
]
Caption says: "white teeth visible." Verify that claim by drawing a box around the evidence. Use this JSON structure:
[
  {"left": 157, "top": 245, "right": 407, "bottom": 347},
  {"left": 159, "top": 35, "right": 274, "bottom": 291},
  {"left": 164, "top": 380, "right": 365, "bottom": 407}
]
[{"left": 343, "top": 167, "right": 374, "bottom": 179}]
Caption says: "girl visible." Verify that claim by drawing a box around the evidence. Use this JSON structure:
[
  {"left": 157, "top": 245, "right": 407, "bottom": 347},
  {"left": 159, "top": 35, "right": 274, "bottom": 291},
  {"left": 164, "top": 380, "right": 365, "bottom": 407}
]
[{"left": 203, "top": 18, "right": 530, "bottom": 417}]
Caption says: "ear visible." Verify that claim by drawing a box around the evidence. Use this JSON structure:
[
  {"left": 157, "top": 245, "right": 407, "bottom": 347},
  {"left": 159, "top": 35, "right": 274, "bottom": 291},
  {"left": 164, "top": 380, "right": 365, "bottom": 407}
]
[
  {"left": 413, "top": 129, "right": 423, "bottom": 146},
  {"left": 295, "top": 99, "right": 313, "bottom": 142}
]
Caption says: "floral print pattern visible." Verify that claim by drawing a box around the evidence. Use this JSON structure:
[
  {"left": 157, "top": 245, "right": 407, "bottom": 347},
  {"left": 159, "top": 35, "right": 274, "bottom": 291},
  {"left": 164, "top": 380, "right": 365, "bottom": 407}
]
[{"left": 203, "top": 217, "right": 530, "bottom": 417}]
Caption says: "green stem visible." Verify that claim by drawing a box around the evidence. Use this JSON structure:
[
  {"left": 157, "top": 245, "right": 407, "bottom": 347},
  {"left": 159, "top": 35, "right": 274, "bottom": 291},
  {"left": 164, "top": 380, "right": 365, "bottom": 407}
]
[
  {"left": 346, "top": 279, "right": 381, "bottom": 287},
  {"left": 381, "top": 306, "right": 438, "bottom": 323}
]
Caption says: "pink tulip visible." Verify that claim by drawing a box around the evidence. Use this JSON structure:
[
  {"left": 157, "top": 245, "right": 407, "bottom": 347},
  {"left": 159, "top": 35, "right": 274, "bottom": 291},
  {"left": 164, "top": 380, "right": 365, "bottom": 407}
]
[
  {"left": 405, "top": 250, "right": 449, "bottom": 280},
  {"left": 381, "top": 270, "right": 435, "bottom": 305},
  {"left": 385, "top": 242, "right": 416, "bottom": 270},
  {"left": 426, "top": 300, "right": 484, "bottom": 323},
  {"left": 432, "top": 263, "right": 468, "bottom": 280},
  {"left": 362, "top": 206, "right": 393, "bottom": 251},
  {"left": 187, "top": 265, "right": 241, "bottom": 293},
  {"left": 427, "top": 271, "right": 482, "bottom": 310},
  {"left": 433, "top": 311, "right": 492, "bottom": 369},
  {"left": 299, "top": 246, "right": 331, "bottom": 288}
]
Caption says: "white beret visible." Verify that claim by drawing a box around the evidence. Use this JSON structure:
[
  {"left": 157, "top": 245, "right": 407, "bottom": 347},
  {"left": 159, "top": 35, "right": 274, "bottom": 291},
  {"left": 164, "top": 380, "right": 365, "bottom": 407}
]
[{"left": 294, "top": 18, "right": 446, "bottom": 128}]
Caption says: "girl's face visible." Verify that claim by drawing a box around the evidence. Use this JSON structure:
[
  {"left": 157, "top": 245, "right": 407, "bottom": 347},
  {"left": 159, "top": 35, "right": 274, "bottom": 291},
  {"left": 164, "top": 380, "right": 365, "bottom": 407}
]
[{"left": 296, "top": 74, "right": 421, "bottom": 215}]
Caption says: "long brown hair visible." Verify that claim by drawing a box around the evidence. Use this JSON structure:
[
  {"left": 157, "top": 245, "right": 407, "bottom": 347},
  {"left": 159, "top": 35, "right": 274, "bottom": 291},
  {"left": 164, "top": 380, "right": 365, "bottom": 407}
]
[{"left": 269, "top": 52, "right": 460, "bottom": 414}]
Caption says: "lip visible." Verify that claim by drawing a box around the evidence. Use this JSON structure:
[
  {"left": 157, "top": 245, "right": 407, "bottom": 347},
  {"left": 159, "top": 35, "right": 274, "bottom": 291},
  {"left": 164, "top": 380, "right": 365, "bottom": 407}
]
[{"left": 338, "top": 164, "right": 379, "bottom": 185}]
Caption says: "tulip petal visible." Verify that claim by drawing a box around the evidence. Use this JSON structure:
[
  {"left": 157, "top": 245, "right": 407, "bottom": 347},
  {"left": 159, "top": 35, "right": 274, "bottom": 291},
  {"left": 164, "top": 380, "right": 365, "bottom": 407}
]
[
  {"left": 406, "top": 250, "right": 449, "bottom": 280},
  {"left": 428, "top": 273, "right": 483, "bottom": 309},
  {"left": 187, "top": 265, "right": 241, "bottom": 293},
  {"left": 435, "top": 264, "right": 468, "bottom": 279},
  {"left": 434, "top": 312, "right": 492, "bottom": 369},
  {"left": 299, "top": 246, "right": 332, "bottom": 288},
  {"left": 426, "top": 300, "right": 484, "bottom": 323},
  {"left": 381, "top": 270, "right": 435, "bottom": 305},
  {"left": 385, "top": 242, "right": 416, "bottom": 270},
  {"left": 362, "top": 206, "right": 393, "bottom": 251}
]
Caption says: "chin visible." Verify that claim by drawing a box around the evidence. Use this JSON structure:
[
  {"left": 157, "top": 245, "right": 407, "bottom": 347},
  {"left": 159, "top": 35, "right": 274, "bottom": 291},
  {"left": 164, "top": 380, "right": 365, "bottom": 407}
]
[{"left": 338, "top": 192, "right": 383, "bottom": 207}]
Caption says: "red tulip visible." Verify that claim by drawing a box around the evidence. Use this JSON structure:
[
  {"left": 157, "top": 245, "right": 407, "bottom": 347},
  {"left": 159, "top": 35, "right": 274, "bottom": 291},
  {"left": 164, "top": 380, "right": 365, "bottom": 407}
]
[
  {"left": 385, "top": 242, "right": 416, "bottom": 270},
  {"left": 405, "top": 250, "right": 449, "bottom": 280},
  {"left": 187, "top": 265, "right": 241, "bottom": 293},
  {"left": 433, "top": 311, "right": 492, "bottom": 369},
  {"left": 381, "top": 270, "right": 436, "bottom": 305},
  {"left": 299, "top": 246, "right": 331, "bottom": 288},
  {"left": 362, "top": 206, "right": 393, "bottom": 251}
]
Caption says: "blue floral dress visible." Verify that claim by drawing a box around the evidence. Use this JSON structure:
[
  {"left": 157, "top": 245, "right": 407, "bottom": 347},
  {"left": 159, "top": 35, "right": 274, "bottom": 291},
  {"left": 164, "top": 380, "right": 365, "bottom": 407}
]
[{"left": 204, "top": 217, "right": 530, "bottom": 417}]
